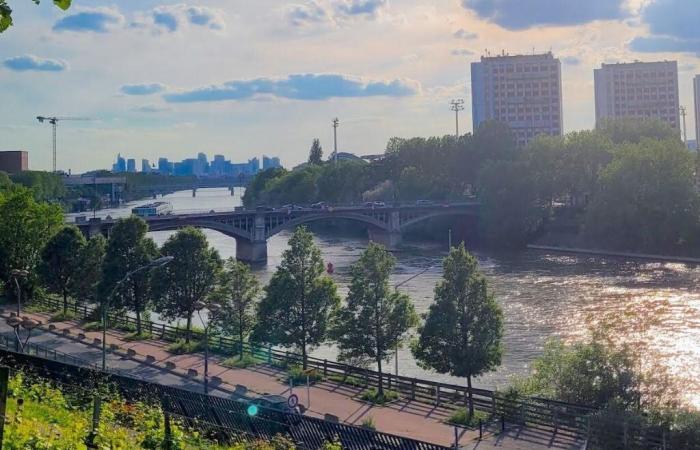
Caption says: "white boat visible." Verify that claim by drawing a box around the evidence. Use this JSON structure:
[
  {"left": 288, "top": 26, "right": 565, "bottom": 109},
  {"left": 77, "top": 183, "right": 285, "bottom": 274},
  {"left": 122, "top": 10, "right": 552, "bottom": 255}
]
[{"left": 131, "top": 201, "right": 173, "bottom": 218}]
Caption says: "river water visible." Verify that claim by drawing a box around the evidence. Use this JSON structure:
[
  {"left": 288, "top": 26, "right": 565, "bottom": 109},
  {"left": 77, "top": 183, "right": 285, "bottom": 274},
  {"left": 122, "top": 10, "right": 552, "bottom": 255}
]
[{"left": 68, "top": 188, "right": 700, "bottom": 407}]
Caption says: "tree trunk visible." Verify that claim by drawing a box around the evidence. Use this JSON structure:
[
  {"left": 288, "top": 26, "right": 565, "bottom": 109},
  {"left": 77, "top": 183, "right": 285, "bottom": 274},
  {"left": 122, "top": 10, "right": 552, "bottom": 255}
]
[
  {"left": 467, "top": 374, "right": 474, "bottom": 419},
  {"left": 185, "top": 313, "right": 192, "bottom": 343},
  {"left": 136, "top": 309, "right": 142, "bottom": 336},
  {"left": 377, "top": 356, "right": 384, "bottom": 397},
  {"left": 239, "top": 323, "right": 244, "bottom": 361},
  {"left": 62, "top": 289, "right": 68, "bottom": 315}
]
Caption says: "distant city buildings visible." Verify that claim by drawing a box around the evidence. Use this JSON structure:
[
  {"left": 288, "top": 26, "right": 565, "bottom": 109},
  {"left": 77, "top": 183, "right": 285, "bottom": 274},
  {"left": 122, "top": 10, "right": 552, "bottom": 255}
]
[
  {"left": 0, "top": 150, "right": 28, "bottom": 173},
  {"left": 263, "top": 155, "right": 281, "bottom": 170},
  {"left": 694, "top": 75, "right": 700, "bottom": 150},
  {"left": 112, "top": 152, "right": 272, "bottom": 177},
  {"left": 594, "top": 61, "right": 680, "bottom": 131},
  {"left": 471, "top": 52, "right": 563, "bottom": 147}
]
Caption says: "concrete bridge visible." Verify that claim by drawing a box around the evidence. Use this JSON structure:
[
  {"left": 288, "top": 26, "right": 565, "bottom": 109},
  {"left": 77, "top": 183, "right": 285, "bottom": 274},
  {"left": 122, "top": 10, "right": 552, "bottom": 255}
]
[{"left": 74, "top": 202, "right": 480, "bottom": 263}]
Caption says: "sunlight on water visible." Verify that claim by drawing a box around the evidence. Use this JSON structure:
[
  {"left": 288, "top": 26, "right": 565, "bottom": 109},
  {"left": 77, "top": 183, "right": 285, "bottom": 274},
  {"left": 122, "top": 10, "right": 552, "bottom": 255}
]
[{"left": 98, "top": 189, "right": 700, "bottom": 408}]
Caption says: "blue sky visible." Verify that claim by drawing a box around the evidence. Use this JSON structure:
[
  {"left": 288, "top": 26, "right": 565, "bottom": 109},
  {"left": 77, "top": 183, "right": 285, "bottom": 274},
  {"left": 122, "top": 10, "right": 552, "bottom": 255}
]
[{"left": 0, "top": 0, "right": 698, "bottom": 172}]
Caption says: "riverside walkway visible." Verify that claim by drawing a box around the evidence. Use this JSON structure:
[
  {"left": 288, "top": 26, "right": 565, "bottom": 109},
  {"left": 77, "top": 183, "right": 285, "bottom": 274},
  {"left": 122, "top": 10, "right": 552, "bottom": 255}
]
[{"left": 0, "top": 307, "right": 582, "bottom": 450}]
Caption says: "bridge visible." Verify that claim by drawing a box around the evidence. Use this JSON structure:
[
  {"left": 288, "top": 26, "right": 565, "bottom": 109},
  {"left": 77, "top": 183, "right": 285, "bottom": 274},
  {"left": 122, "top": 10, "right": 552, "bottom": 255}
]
[{"left": 73, "top": 202, "right": 480, "bottom": 263}]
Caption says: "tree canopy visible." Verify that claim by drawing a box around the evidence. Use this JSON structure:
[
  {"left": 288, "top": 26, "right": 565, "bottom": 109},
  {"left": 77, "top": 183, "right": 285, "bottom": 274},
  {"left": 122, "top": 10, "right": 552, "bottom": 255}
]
[
  {"left": 0, "top": 0, "right": 71, "bottom": 33},
  {"left": 308, "top": 139, "right": 323, "bottom": 165},
  {"left": 38, "top": 225, "right": 86, "bottom": 314}
]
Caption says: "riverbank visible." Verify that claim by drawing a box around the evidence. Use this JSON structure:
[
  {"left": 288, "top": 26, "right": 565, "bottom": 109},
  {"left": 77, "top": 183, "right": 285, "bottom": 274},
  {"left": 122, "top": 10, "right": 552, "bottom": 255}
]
[{"left": 527, "top": 244, "right": 700, "bottom": 265}]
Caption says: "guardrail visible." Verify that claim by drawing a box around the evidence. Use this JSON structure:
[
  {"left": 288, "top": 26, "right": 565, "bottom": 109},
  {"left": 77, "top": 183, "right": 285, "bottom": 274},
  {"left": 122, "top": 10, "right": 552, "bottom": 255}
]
[
  {"left": 34, "top": 297, "right": 673, "bottom": 447},
  {"left": 0, "top": 341, "right": 450, "bottom": 450}
]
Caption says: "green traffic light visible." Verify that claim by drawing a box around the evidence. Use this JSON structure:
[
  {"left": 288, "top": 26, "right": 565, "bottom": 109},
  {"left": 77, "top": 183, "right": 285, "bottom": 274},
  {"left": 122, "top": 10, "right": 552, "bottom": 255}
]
[{"left": 246, "top": 404, "right": 258, "bottom": 416}]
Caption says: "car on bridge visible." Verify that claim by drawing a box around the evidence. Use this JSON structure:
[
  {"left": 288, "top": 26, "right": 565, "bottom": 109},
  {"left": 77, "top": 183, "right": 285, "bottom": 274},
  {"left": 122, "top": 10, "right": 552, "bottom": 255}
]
[{"left": 311, "top": 202, "right": 328, "bottom": 210}]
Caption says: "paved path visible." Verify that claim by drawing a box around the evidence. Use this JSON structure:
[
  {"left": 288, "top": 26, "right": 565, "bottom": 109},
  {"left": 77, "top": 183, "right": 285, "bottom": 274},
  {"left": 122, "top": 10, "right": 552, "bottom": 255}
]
[{"left": 2, "top": 308, "right": 582, "bottom": 450}]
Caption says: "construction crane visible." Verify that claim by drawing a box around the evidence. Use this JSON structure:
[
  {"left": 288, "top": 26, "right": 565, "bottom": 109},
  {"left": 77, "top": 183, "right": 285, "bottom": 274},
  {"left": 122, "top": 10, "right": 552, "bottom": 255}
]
[{"left": 36, "top": 116, "right": 92, "bottom": 173}]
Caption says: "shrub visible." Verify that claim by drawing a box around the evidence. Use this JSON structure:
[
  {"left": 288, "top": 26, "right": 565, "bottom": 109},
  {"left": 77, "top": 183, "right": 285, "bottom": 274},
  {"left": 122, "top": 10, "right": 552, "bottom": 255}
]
[
  {"left": 361, "top": 416, "right": 376, "bottom": 430},
  {"left": 125, "top": 331, "right": 153, "bottom": 341},
  {"left": 49, "top": 310, "right": 76, "bottom": 322},
  {"left": 83, "top": 321, "right": 102, "bottom": 332},
  {"left": 287, "top": 366, "right": 323, "bottom": 385},
  {"left": 447, "top": 408, "right": 490, "bottom": 428},
  {"left": 360, "top": 388, "right": 398, "bottom": 405},
  {"left": 166, "top": 339, "right": 203, "bottom": 354},
  {"left": 222, "top": 354, "right": 260, "bottom": 369}
]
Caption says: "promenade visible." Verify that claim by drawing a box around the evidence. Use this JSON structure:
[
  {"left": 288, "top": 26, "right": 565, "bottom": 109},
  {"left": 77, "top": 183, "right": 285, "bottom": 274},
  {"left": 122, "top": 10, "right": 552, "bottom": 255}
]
[{"left": 0, "top": 307, "right": 582, "bottom": 450}]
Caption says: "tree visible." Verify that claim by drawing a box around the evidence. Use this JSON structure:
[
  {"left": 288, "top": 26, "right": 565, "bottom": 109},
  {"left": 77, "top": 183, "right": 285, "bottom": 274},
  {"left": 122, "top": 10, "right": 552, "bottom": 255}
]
[
  {"left": 252, "top": 226, "right": 340, "bottom": 369},
  {"left": 0, "top": 171, "right": 12, "bottom": 191},
  {"left": 0, "top": 187, "right": 63, "bottom": 295},
  {"left": 332, "top": 243, "right": 418, "bottom": 396},
  {"left": 71, "top": 234, "right": 106, "bottom": 307},
  {"left": 597, "top": 117, "right": 679, "bottom": 145},
  {"left": 212, "top": 258, "right": 260, "bottom": 358},
  {"left": 100, "top": 217, "right": 160, "bottom": 335},
  {"left": 0, "top": 0, "right": 71, "bottom": 33},
  {"left": 413, "top": 243, "right": 503, "bottom": 418},
  {"left": 38, "top": 226, "right": 86, "bottom": 315},
  {"left": 584, "top": 138, "right": 699, "bottom": 253},
  {"left": 308, "top": 139, "right": 324, "bottom": 165},
  {"left": 152, "top": 227, "right": 222, "bottom": 342}
]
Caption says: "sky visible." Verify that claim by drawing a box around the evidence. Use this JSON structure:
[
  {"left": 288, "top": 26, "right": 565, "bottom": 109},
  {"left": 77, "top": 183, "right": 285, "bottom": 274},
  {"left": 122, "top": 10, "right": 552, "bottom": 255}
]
[{"left": 1, "top": 0, "right": 699, "bottom": 173}]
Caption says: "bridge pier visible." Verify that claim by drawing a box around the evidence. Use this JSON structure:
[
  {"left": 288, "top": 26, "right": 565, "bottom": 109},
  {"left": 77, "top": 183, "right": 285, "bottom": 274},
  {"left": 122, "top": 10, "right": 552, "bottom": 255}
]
[
  {"left": 368, "top": 229, "right": 403, "bottom": 249},
  {"left": 236, "top": 240, "right": 267, "bottom": 264},
  {"left": 192, "top": 188, "right": 197, "bottom": 197}
]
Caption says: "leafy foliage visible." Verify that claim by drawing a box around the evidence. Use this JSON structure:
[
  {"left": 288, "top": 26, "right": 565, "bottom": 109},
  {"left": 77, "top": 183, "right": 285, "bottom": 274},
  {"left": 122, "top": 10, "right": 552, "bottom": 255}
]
[
  {"left": 71, "top": 234, "right": 106, "bottom": 305},
  {"left": 38, "top": 225, "right": 86, "bottom": 314},
  {"left": 413, "top": 243, "right": 503, "bottom": 417},
  {"left": 308, "top": 138, "right": 323, "bottom": 165},
  {"left": 332, "top": 243, "right": 417, "bottom": 395},
  {"left": 252, "top": 226, "right": 340, "bottom": 368},
  {"left": 152, "top": 227, "right": 222, "bottom": 342}
]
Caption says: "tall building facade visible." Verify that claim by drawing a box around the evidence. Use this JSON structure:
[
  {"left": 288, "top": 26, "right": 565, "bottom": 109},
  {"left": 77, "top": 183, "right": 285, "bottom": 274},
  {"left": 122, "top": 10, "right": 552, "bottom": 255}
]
[
  {"left": 141, "top": 159, "right": 151, "bottom": 173},
  {"left": 0, "top": 150, "right": 28, "bottom": 173},
  {"left": 263, "top": 155, "right": 281, "bottom": 170},
  {"left": 471, "top": 52, "right": 563, "bottom": 147},
  {"left": 594, "top": 61, "right": 679, "bottom": 131},
  {"left": 112, "top": 154, "right": 126, "bottom": 173},
  {"left": 126, "top": 158, "right": 136, "bottom": 173},
  {"left": 694, "top": 75, "right": 700, "bottom": 150}
]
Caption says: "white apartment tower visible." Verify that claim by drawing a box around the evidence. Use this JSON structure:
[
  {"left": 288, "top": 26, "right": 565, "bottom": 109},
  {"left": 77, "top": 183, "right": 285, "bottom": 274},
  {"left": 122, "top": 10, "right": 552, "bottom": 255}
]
[
  {"left": 471, "top": 52, "right": 563, "bottom": 148},
  {"left": 594, "top": 61, "right": 680, "bottom": 131},
  {"left": 694, "top": 75, "right": 700, "bottom": 150}
]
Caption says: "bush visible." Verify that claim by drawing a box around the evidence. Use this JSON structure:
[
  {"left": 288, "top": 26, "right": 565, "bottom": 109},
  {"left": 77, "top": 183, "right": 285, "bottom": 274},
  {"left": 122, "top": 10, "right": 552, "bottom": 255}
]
[
  {"left": 287, "top": 366, "right": 323, "bottom": 385},
  {"left": 447, "top": 409, "right": 490, "bottom": 428},
  {"left": 83, "top": 321, "right": 102, "bottom": 332},
  {"left": 124, "top": 331, "right": 152, "bottom": 341},
  {"left": 360, "top": 388, "right": 398, "bottom": 405},
  {"left": 166, "top": 339, "right": 203, "bottom": 354},
  {"left": 361, "top": 416, "right": 376, "bottom": 430},
  {"left": 222, "top": 354, "right": 260, "bottom": 369},
  {"left": 327, "top": 373, "right": 365, "bottom": 388},
  {"left": 49, "top": 310, "right": 76, "bottom": 322}
]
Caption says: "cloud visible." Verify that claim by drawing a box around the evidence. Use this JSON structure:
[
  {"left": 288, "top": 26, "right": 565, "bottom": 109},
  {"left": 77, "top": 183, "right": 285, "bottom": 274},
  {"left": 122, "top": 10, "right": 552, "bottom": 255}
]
[
  {"left": 146, "top": 4, "right": 226, "bottom": 32},
  {"left": 453, "top": 28, "right": 478, "bottom": 40},
  {"left": 460, "top": 0, "right": 626, "bottom": 30},
  {"left": 285, "top": 1, "right": 334, "bottom": 27},
  {"left": 53, "top": 8, "right": 124, "bottom": 33},
  {"left": 335, "top": 0, "right": 388, "bottom": 17},
  {"left": 132, "top": 104, "right": 172, "bottom": 113},
  {"left": 630, "top": 0, "right": 700, "bottom": 55},
  {"left": 561, "top": 56, "right": 581, "bottom": 65},
  {"left": 164, "top": 73, "right": 419, "bottom": 103},
  {"left": 120, "top": 83, "right": 166, "bottom": 95},
  {"left": 451, "top": 49, "right": 475, "bottom": 57},
  {"left": 3, "top": 55, "right": 67, "bottom": 72}
]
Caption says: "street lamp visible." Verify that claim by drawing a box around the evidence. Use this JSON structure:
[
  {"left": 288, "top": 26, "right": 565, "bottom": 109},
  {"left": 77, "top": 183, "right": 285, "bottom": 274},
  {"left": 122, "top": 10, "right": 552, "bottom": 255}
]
[
  {"left": 10, "top": 269, "right": 29, "bottom": 316},
  {"left": 102, "top": 256, "right": 174, "bottom": 371},
  {"left": 195, "top": 300, "right": 221, "bottom": 394},
  {"left": 6, "top": 316, "right": 41, "bottom": 353}
]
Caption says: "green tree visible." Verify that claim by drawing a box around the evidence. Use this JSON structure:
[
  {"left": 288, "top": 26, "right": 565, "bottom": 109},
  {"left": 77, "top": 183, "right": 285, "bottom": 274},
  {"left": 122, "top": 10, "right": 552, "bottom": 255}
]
[
  {"left": 71, "top": 234, "right": 106, "bottom": 306},
  {"left": 585, "top": 138, "right": 699, "bottom": 253},
  {"left": 0, "top": 188, "right": 63, "bottom": 295},
  {"left": 308, "top": 139, "right": 324, "bottom": 165},
  {"left": 38, "top": 226, "right": 86, "bottom": 314},
  {"left": 412, "top": 243, "right": 503, "bottom": 418},
  {"left": 211, "top": 258, "right": 260, "bottom": 358},
  {"left": 242, "top": 168, "right": 287, "bottom": 207},
  {"left": 597, "top": 117, "right": 679, "bottom": 145},
  {"left": 332, "top": 243, "right": 418, "bottom": 396},
  {"left": 0, "top": 0, "right": 71, "bottom": 33},
  {"left": 252, "top": 226, "right": 340, "bottom": 369},
  {"left": 152, "top": 227, "right": 222, "bottom": 342},
  {"left": 0, "top": 171, "right": 12, "bottom": 191},
  {"left": 100, "top": 217, "right": 160, "bottom": 335}
]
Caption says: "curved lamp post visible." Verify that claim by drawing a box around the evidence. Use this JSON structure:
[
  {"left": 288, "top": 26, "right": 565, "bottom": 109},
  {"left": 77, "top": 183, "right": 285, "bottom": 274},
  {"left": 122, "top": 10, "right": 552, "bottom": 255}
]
[
  {"left": 195, "top": 300, "right": 221, "bottom": 394},
  {"left": 102, "top": 256, "right": 174, "bottom": 371},
  {"left": 10, "top": 269, "right": 29, "bottom": 316},
  {"left": 6, "top": 316, "right": 41, "bottom": 353}
]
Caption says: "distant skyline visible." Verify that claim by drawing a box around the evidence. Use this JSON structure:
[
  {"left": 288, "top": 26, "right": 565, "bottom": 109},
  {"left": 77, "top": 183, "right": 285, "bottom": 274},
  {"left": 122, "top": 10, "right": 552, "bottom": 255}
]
[{"left": 1, "top": 0, "right": 699, "bottom": 172}]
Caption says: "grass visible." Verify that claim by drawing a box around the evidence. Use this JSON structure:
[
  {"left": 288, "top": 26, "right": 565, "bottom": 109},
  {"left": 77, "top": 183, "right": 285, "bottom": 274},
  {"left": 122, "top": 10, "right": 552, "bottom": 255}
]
[
  {"left": 287, "top": 366, "right": 323, "bottom": 385},
  {"left": 83, "top": 321, "right": 103, "bottom": 332},
  {"left": 327, "top": 373, "right": 366, "bottom": 388},
  {"left": 116, "top": 321, "right": 137, "bottom": 333},
  {"left": 221, "top": 354, "right": 260, "bottom": 369},
  {"left": 447, "top": 408, "right": 490, "bottom": 428},
  {"left": 124, "top": 331, "right": 153, "bottom": 341},
  {"left": 361, "top": 416, "right": 376, "bottom": 430},
  {"left": 360, "top": 388, "right": 399, "bottom": 405},
  {"left": 166, "top": 339, "right": 204, "bottom": 354},
  {"left": 49, "top": 310, "right": 76, "bottom": 322}
]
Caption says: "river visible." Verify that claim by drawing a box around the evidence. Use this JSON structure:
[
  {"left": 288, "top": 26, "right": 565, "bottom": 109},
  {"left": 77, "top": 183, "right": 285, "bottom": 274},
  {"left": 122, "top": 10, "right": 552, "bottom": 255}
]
[{"left": 68, "top": 188, "right": 700, "bottom": 407}]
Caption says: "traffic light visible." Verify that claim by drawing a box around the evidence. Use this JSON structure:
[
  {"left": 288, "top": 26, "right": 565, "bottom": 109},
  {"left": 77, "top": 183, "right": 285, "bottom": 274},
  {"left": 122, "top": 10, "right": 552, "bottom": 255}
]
[{"left": 246, "top": 404, "right": 259, "bottom": 417}]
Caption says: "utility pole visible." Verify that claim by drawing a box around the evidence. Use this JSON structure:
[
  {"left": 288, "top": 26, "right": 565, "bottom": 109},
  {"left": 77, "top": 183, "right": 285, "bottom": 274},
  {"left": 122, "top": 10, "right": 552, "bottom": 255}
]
[
  {"left": 680, "top": 106, "right": 688, "bottom": 148},
  {"left": 36, "top": 116, "right": 91, "bottom": 172},
  {"left": 332, "top": 117, "right": 339, "bottom": 165},
  {"left": 449, "top": 99, "right": 464, "bottom": 138}
]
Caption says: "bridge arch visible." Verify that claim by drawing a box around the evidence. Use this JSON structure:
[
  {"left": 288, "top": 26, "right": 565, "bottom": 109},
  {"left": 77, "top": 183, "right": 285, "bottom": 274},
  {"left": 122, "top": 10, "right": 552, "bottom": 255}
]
[
  {"left": 147, "top": 219, "right": 253, "bottom": 241},
  {"left": 265, "top": 212, "right": 391, "bottom": 239}
]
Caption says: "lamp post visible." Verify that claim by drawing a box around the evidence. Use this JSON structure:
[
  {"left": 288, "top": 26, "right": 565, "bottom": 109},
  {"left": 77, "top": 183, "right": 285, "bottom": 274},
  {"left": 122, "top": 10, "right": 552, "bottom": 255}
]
[
  {"left": 10, "top": 269, "right": 28, "bottom": 316},
  {"left": 6, "top": 316, "right": 41, "bottom": 353},
  {"left": 195, "top": 300, "right": 221, "bottom": 394},
  {"left": 102, "top": 256, "right": 173, "bottom": 371}
]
